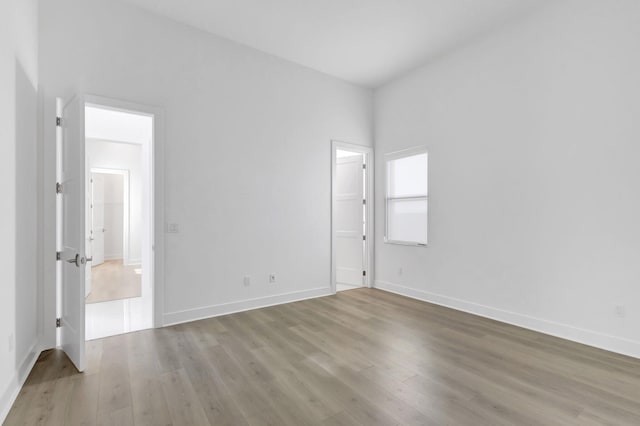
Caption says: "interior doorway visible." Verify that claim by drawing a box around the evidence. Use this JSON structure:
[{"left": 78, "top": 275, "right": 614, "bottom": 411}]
[
  {"left": 56, "top": 94, "right": 163, "bottom": 371},
  {"left": 331, "top": 141, "right": 374, "bottom": 293},
  {"left": 83, "top": 104, "right": 153, "bottom": 340}
]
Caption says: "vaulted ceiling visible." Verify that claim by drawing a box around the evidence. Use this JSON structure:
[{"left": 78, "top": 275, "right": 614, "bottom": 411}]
[{"left": 120, "top": 0, "right": 550, "bottom": 87}]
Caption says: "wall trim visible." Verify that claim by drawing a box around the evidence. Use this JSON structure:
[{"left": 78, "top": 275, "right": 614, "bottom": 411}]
[
  {"left": 163, "top": 287, "right": 333, "bottom": 326},
  {"left": 374, "top": 280, "right": 640, "bottom": 359},
  {"left": 0, "top": 341, "right": 41, "bottom": 424}
]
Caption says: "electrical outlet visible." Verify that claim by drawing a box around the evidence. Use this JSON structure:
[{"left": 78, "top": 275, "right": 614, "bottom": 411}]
[
  {"left": 269, "top": 273, "right": 276, "bottom": 283},
  {"left": 243, "top": 276, "right": 251, "bottom": 287},
  {"left": 615, "top": 305, "right": 626, "bottom": 318},
  {"left": 166, "top": 223, "right": 180, "bottom": 233}
]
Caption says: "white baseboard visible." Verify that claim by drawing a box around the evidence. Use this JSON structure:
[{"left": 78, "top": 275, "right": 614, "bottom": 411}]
[
  {"left": 0, "top": 340, "right": 41, "bottom": 424},
  {"left": 104, "top": 255, "right": 141, "bottom": 265},
  {"left": 163, "top": 287, "right": 333, "bottom": 326},
  {"left": 374, "top": 280, "right": 640, "bottom": 359}
]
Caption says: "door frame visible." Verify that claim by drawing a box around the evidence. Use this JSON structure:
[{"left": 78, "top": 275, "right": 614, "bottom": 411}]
[
  {"left": 54, "top": 94, "right": 165, "bottom": 342},
  {"left": 84, "top": 94, "right": 165, "bottom": 329},
  {"left": 90, "top": 168, "right": 130, "bottom": 264},
  {"left": 330, "top": 140, "right": 374, "bottom": 293}
]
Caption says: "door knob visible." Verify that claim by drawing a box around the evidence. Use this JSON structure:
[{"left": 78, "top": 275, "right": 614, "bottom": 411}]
[
  {"left": 66, "top": 254, "right": 80, "bottom": 267},
  {"left": 66, "top": 254, "right": 86, "bottom": 267}
]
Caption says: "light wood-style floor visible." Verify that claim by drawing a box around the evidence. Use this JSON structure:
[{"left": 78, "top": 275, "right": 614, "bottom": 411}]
[
  {"left": 86, "top": 260, "right": 141, "bottom": 304},
  {"left": 7, "top": 289, "right": 640, "bottom": 425}
]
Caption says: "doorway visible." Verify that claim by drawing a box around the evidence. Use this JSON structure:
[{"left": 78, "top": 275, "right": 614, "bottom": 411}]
[
  {"left": 56, "top": 94, "right": 163, "bottom": 371},
  {"left": 83, "top": 104, "right": 153, "bottom": 340},
  {"left": 331, "top": 141, "right": 374, "bottom": 293}
]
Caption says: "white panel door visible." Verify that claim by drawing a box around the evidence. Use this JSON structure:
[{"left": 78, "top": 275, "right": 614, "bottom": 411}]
[
  {"left": 58, "top": 95, "right": 86, "bottom": 372},
  {"left": 91, "top": 173, "right": 105, "bottom": 266},
  {"left": 335, "top": 154, "right": 364, "bottom": 286}
]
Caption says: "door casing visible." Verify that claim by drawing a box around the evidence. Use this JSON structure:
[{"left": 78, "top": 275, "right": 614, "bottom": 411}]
[
  {"left": 54, "top": 94, "right": 166, "bottom": 351},
  {"left": 83, "top": 94, "right": 165, "bottom": 329}
]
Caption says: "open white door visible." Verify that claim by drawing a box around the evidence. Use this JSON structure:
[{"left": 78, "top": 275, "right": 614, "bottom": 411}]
[
  {"left": 335, "top": 154, "right": 365, "bottom": 287},
  {"left": 90, "top": 173, "right": 105, "bottom": 266},
  {"left": 57, "top": 96, "right": 86, "bottom": 372}
]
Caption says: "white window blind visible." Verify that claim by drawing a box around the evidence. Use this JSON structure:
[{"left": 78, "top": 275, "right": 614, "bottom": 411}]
[{"left": 385, "top": 147, "right": 428, "bottom": 246}]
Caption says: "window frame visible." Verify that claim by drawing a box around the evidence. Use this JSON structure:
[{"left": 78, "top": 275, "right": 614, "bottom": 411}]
[{"left": 384, "top": 146, "right": 428, "bottom": 247}]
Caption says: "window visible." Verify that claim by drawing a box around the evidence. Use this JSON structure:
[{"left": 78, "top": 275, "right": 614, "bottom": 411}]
[{"left": 385, "top": 147, "right": 428, "bottom": 246}]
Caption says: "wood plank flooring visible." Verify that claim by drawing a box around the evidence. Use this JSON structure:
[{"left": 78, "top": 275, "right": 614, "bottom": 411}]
[{"left": 6, "top": 289, "right": 640, "bottom": 425}]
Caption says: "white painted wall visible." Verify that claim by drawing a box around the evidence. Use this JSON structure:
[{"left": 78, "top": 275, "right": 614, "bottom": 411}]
[
  {"left": 0, "top": 0, "right": 40, "bottom": 421},
  {"left": 374, "top": 0, "right": 640, "bottom": 357},
  {"left": 88, "top": 140, "right": 143, "bottom": 263},
  {"left": 40, "top": 0, "right": 372, "bottom": 341}
]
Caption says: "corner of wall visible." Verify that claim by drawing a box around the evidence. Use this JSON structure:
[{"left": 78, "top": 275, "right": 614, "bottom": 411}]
[
  {"left": 374, "top": 280, "right": 640, "bottom": 360},
  {"left": 0, "top": 340, "right": 41, "bottom": 424}
]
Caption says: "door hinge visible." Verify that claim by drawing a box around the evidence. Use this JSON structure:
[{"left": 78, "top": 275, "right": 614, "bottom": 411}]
[
  {"left": 56, "top": 251, "right": 62, "bottom": 261},
  {"left": 56, "top": 182, "right": 62, "bottom": 194},
  {"left": 362, "top": 164, "right": 366, "bottom": 170},
  {"left": 363, "top": 235, "right": 366, "bottom": 241},
  {"left": 362, "top": 270, "right": 367, "bottom": 277},
  {"left": 362, "top": 199, "right": 366, "bottom": 205},
  {"left": 56, "top": 117, "right": 61, "bottom": 127},
  {"left": 56, "top": 318, "right": 61, "bottom": 328}
]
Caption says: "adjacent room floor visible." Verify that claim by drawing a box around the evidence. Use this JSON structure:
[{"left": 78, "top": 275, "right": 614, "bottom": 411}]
[
  {"left": 86, "top": 260, "right": 142, "bottom": 304},
  {"left": 7, "top": 289, "right": 640, "bottom": 425},
  {"left": 85, "top": 260, "right": 151, "bottom": 341}
]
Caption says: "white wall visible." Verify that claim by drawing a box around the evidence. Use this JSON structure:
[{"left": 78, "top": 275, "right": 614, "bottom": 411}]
[
  {"left": 374, "top": 0, "right": 640, "bottom": 358},
  {"left": 0, "top": 0, "right": 40, "bottom": 421},
  {"left": 40, "top": 0, "right": 372, "bottom": 342},
  {"left": 88, "top": 140, "right": 143, "bottom": 263}
]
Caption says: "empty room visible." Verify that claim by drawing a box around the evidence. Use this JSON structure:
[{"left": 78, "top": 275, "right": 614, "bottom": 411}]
[{"left": 1, "top": 0, "right": 639, "bottom": 425}]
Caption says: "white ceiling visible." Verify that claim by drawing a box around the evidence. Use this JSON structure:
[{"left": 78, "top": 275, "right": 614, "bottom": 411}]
[{"left": 120, "top": 0, "right": 549, "bottom": 88}]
